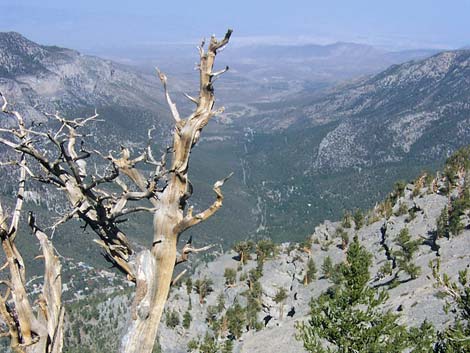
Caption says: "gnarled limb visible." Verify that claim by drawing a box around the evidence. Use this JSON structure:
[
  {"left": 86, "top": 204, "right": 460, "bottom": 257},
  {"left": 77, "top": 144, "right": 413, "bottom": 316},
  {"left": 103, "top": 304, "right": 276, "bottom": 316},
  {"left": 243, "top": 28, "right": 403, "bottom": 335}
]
[
  {"left": 28, "top": 213, "right": 64, "bottom": 353},
  {"left": 156, "top": 69, "right": 181, "bottom": 124},
  {"left": 0, "top": 106, "right": 139, "bottom": 278},
  {"left": 175, "top": 172, "right": 233, "bottom": 234},
  {"left": 175, "top": 241, "right": 215, "bottom": 265},
  {"left": 1, "top": 29, "right": 233, "bottom": 353},
  {"left": 120, "top": 29, "right": 233, "bottom": 353},
  {"left": 0, "top": 162, "right": 63, "bottom": 353}
]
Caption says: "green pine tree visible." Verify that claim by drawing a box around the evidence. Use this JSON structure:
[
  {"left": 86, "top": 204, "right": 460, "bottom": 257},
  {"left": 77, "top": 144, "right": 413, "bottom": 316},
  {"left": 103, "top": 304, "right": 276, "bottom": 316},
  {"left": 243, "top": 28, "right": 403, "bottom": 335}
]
[
  {"left": 199, "top": 333, "right": 218, "bottom": 353},
  {"left": 394, "top": 227, "right": 421, "bottom": 280},
  {"left": 273, "top": 287, "right": 288, "bottom": 319},
  {"left": 182, "top": 310, "right": 192, "bottom": 330},
  {"left": 221, "top": 339, "right": 234, "bottom": 353},
  {"left": 224, "top": 268, "right": 237, "bottom": 287},
  {"left": 436, "top": 206, "right": 450, "bottom": 238},
  {"left": 296, "top": 236, "right": 435, "bottom": 353},
  {"left": 353, "top": 209, "right": 365, "bottom": 230},
  {"left": 226, "top": 300, "right": 245, "bottom": 339},
  {"left": 304, "top": 258, "right": 317, "bottom": 285},
  {"left": 233, "top": 240, "right": 254, "bottom": 265},
  {"left": 321, "top": 256, "right": 334, "bottom": 279},
  {"left": 194, "top": 277, "right": 214, "bottom": 304},
  {"left": 432, "top": 260, "right": 470, "bottom": 352}
]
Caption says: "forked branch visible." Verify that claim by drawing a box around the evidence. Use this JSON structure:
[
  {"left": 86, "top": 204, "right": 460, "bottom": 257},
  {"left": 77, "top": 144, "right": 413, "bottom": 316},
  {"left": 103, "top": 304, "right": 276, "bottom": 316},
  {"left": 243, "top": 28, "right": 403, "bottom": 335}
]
[{"left": 174, "top": 172, "right": 233, "bottom": 234}]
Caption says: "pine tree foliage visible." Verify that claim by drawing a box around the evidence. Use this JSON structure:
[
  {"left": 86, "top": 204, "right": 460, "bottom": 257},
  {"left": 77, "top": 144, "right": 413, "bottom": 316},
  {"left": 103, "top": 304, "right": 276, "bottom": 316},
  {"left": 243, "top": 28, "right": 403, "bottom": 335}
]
[
  {"left": 224, "top": 268, "right": 237, "bottom": 286},
  {"left": 296, "top": 236, "right": 436, "bottom": 353},
  {"left": 449, "top": 189, "right": 470, "bottom": 236},
  {"left": 353, "top": 209, "right": 365, "bottom": 230},
  {"left": 394, "top": 227, "right": 422, "bottom": 280},
  {"left": 233, "top": 241, "right": 255, "bottom": 265},
  {"left": 221, "top": 339, "right": 234, "bottom": 353},
  {"left": 273, "top": 287, "right": 288, "bottom": 319},
  {"left": 164, "top": 310, "right": 180, "bottom": 329},
  {"left": 436, "top": 206, "right": 450, "bottom": 239},
  {"left": 341, "top": 210, "right": 352, "bottom": 228},
  {"left": 199, "top": 333, "right": 219, "bottom": 353},
  {"left": 432, "top": 260, "right": 470, "bottom": 352},
  {"left": 444, "top": 146, "right": 470, "bottom": 186},
  {"left": 255, "top": 239, "right": 278, "bottom": 264},
  {"left": 243, "top": 276, "right": 263, "bottom": 330},
  {"left": 182, "top": 311, "right": 192, "bottom": 330},
  {"left": 304, "top": 258, "right": 317, "bottom": 285},
  {"left": 226, "top": 300, "right": 245, "bottom": 339},
  {"left": 194, "top": 277, "right": 214, "bottom": 304},
  {"left": 322, "top": 256, "right": 334, "bottom": 279}
]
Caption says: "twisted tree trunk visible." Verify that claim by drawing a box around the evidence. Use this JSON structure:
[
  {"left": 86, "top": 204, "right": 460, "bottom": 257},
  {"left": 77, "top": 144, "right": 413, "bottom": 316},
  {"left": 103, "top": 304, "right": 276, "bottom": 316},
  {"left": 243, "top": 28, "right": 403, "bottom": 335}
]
[
  {"left": 0, "top": 29, "right": 232, "bottom": 353},
  {"left": 120, "top": 30, "right": 233, "bottom": 353},
  {"left": 0, "top": 180, "right": 64, "bottom": 353}
]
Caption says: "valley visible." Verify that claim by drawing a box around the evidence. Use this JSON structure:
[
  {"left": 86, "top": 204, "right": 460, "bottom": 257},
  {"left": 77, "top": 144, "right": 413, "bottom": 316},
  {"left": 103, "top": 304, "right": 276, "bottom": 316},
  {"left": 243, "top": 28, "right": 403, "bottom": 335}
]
[
  {"left": 2, "top": 32, "right": 467, "bottom": 254},
  {"left": 1, "top": 30, "right": 470, "bottom": 353}
]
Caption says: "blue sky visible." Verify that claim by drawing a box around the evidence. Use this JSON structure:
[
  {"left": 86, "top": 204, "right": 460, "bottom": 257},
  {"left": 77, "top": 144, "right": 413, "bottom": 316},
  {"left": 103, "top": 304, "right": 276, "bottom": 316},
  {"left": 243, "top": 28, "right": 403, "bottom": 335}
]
[{"left": 1, "top": 0, "right": 469, "bottom": 51}]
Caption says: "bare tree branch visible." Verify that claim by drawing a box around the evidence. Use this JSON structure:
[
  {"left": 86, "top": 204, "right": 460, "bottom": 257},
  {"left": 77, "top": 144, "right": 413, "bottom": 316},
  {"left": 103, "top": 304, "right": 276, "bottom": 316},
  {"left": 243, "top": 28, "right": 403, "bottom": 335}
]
[
  {"left": 183, "top": 92, "right": 199, "bottom": 105},
  {"left": 175, "top": 237, "right": 215, "bottom": 265},
  {"left": 171, "top": 269, "right": 187, "bottom": 286},
  {"left": 0, "top": 29, "right": 234, "bottom": 353},
  {"left": 0, "top": 155, "right": 63, "bottom": 352},
  {"left": 175, "top": 172, "right": 233, "bottom": 234},
  {"left": 156, "top": 68, "right": 181, "bottom": 123}
]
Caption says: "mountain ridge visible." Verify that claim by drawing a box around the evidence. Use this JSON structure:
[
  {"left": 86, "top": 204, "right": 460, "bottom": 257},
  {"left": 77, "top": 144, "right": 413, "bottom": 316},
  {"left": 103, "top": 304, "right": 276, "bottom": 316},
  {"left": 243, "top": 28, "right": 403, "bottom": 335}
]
[
  {"left": 1, "top": 31, "right": 469, "bottom": 259},
  {"left": 0, "top": 31, "right": 171, "bottom": 132},
  {"left": 235, "top": 48, "right": 470, "bottom": 240}
]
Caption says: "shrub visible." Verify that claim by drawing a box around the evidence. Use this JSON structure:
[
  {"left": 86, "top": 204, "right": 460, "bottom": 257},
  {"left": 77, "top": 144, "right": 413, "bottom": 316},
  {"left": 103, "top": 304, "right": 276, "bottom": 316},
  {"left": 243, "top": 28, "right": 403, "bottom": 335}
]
[
  {"left": 182, "top": 311, "right": 192, "bottom": 329},
  {"left": 165, "top": 310, "right": 180, "bottom": 329},
  {"left": 353, "top": 209, "right": 364, "bottom": 230},
  {"left": 394, "top": 228, "right": 421, "bottom": 280},
  {"left": 226, "top": 301, "right": 245, "bottom": 339},
  {"left": 432, "top": 259, "right": 470, "bottom": 352},
  {"left": 321, "top": 256, "right": 334, "bottom": 279},
  {"left": 304, "top": 258, "right": 317, "bottom": 285},
  {"left": 341, "top": 210, "right": 352, "bottom": 228},
  {"left": 436, "top": 206, "right": 450, "bottom": 239},
  {"left": 273, "top": 288, "right": 288, "bottom": 319},
  {"left": 395, "top": 202, "right": 408, "bottom": 217},
  {"left": 224, "top": 268, "right": 237, "bottom": 286}
]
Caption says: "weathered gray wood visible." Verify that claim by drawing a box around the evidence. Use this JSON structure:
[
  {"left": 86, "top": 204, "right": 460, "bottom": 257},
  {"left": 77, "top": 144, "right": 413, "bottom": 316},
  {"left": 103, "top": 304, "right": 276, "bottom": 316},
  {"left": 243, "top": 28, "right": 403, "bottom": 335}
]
[{"left": 0, "top": 29, "right": 233, "bottom": 353}]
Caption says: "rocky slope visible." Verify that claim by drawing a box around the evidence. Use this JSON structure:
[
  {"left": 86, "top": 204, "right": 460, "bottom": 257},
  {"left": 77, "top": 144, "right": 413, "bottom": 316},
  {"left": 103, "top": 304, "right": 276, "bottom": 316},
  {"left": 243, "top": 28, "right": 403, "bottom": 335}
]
[
  {"left": 46, "top": 152, "right": 470, "bottom": 353},
  {"left": 247, "top": 49, "right": 470, "bottom": 162},
  {"left": 155, "top": 173, "right": 466, "bottom": 352},
  {"left": 0, "top": 31, "right": 169, "bottom": 126},
  {"left": 307, "top": 50, "right": 470, "bottom": 172}
]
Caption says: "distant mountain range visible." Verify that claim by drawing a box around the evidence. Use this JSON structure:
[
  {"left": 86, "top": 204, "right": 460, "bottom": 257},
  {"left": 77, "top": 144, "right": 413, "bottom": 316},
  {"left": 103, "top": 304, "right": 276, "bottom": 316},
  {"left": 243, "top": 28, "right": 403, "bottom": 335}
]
[
  {"left": 237, "top": 48, "right": 470, "bottom": 239},
  {"left": 0, "top": 31, "right": 469, "bottom": 259},
  {"left": 1, "top": 31, "right": 470, "bottom": 353},
  {"left": 302, "top": 49, "right": 470, "bottom": 171},
  {"left": 0, "top": 31, "right": 171, "bottom": 138},
  {"left": 91, "top": 39, "right": 441, "bottom": 109},
  {"left": 230, "top": 42, "right": 439, "bottom": 79}
]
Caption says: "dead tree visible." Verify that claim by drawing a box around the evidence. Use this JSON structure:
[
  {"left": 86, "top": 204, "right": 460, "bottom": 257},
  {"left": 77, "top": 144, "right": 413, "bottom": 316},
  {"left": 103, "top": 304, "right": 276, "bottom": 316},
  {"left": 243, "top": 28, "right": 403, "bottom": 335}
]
[
  {"left": 0, "top": 145, "right": 63, "bottom": 351},
  {"left": 0, "top": 29, "right": 233, "bottom": 353}
]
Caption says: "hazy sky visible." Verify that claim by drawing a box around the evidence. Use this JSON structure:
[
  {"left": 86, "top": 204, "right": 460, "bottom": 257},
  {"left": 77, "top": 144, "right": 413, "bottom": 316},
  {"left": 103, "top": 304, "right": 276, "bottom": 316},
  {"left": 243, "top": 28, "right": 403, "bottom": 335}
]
[{"left": 1, "top": 0, "right": 469, "bottom": 52}]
